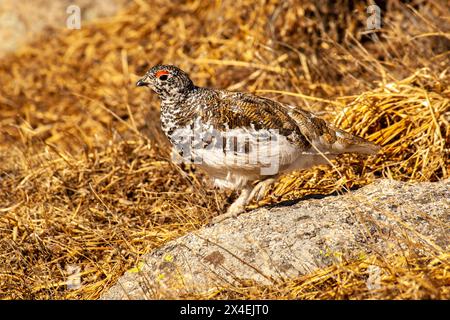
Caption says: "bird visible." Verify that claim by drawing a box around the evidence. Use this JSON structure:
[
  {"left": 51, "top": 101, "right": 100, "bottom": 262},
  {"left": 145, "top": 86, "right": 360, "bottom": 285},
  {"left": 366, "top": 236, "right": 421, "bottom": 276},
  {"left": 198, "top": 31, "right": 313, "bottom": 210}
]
[{"left": 136, "top": 64, "right": 380, "bottom": 223}]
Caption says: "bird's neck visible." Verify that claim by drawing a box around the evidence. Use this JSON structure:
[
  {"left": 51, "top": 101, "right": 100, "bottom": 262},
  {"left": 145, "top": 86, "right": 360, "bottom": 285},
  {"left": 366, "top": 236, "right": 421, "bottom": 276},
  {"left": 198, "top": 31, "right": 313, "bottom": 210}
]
[
  {"left": 160, "top": 94, "right": 185, "bottom": 109},
  {"left": 159, "top": 87, "right": 200, "bottom": 135},
  {"left": 159, "top": 83, "right": 198, "bottom": 107}
]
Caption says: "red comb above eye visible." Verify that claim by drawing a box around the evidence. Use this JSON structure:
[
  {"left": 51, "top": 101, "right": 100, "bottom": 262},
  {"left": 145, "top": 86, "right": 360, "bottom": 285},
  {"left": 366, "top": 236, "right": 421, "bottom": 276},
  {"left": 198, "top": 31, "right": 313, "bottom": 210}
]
[{"left": 155, "top": 70, "right": 170, "bottom": 78}]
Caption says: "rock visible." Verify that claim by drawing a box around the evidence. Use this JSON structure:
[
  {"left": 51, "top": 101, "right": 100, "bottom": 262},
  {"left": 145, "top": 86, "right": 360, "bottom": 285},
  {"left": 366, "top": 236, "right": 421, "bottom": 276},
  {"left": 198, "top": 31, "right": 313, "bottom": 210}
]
[{"left": 102, "top": 179, "right": 449, "bottom": 299}]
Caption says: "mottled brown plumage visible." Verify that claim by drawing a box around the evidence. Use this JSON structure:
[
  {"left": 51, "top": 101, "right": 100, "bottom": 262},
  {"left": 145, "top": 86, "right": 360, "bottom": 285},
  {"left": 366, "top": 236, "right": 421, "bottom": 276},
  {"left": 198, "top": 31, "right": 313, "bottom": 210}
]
[
  {"left": 201, "top": 92, "right": 311, "bottom": 150},
  {"left": 137, "top": 65, "right": 380, "bottom": 222}
]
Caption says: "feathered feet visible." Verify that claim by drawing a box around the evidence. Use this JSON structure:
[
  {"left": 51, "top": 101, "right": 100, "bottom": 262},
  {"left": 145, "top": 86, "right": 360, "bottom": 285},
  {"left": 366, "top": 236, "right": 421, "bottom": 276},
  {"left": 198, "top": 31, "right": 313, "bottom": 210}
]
[{"left": 210, "top": 178, "right": 276, "bottom": 224}]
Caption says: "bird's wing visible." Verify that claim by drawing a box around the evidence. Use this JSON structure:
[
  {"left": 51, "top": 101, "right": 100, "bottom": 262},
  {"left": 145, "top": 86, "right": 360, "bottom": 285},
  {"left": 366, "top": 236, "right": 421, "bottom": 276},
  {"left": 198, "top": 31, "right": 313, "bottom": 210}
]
[
  {"left": 202, "top": 90, "right": 379, "bottom": 155},
  {"left": 201, "top": 91, "right": 310, "bottom": 150}
]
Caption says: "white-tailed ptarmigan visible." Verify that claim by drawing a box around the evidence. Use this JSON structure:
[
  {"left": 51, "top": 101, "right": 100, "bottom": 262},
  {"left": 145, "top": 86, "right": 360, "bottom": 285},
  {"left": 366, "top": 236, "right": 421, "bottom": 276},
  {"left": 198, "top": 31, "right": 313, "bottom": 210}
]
[{"left": 136, "top": 65, "right": 380, "bottom": 223}]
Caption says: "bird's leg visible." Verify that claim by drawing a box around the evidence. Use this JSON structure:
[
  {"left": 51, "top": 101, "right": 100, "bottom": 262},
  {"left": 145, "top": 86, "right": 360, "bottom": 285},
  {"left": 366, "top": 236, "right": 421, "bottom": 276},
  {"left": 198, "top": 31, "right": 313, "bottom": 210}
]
[
  {"left": 247, "top": 177, "right": 276, "bottom": 204},
  {"left": 211, "top": 186, "right": 252, "bottom": 224},
  {"left": 210, "top": 178, "right": 276, "bottom": 225}
]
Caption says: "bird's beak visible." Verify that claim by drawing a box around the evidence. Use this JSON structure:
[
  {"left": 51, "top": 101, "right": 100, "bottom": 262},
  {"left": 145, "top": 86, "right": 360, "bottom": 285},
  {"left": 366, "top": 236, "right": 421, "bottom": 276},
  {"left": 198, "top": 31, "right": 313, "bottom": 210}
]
[{"left": 136, "top": 77, "right": 149, "bottom": 87}]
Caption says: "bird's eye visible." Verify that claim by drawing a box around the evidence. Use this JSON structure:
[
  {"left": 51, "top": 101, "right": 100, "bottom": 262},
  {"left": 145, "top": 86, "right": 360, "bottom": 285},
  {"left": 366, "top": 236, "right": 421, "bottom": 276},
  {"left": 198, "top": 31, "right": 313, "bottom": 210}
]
[{"left": 155, "top": 70, "right": 170, "bottom": 81}]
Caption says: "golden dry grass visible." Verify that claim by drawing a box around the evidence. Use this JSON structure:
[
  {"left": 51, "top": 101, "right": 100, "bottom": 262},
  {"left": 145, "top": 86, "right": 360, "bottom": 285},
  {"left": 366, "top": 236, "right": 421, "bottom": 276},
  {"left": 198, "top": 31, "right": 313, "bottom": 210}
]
[{"left": 0, "top": 0, "right": 449, "bottom": 299}]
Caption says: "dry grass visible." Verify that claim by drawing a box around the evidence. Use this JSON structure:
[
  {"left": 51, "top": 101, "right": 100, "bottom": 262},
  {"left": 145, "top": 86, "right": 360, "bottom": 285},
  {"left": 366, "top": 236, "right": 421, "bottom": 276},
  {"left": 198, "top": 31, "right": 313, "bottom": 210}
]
[{"left": 0, "top": 0, "right": 449, "bottom": 299}]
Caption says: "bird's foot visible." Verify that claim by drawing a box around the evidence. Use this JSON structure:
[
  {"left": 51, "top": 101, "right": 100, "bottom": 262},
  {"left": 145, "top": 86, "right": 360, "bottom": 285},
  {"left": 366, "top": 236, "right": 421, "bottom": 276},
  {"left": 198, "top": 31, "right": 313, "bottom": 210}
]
[
  {"left": 248, "top": 178, "right": 276, "bottom": 203},
  {"left": 210, "top": 201, "right": 245, "bottom": 225}
]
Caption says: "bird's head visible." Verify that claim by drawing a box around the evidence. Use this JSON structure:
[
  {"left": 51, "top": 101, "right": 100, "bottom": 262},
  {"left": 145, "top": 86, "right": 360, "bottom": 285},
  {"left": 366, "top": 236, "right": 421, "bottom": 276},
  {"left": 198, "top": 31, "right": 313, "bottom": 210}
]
[{"left": 136, "top": 65, "right": 194, "bottom": 101}]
